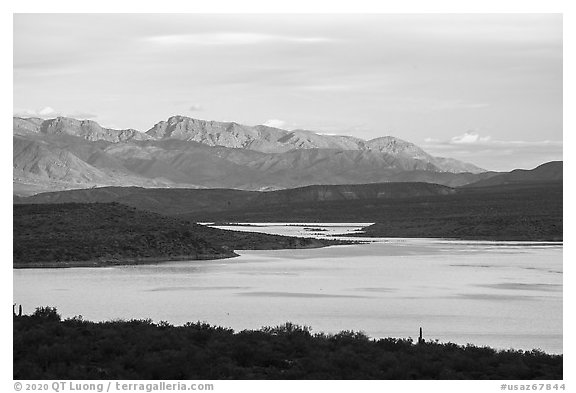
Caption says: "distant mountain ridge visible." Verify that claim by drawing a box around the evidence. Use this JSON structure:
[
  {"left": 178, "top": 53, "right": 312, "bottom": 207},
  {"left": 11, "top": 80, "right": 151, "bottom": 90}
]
[
  {"left": 14, "top": 117, "right": 151, "bottom": 143},
  {"left": 14, "top": 115, "right": 491, "bottom": 195},
  {"left": 15, "top": 115, "right": 484, "bottom": 171},
  {"left": 145, "top": 116, "right": 486, "bottom": 173}
]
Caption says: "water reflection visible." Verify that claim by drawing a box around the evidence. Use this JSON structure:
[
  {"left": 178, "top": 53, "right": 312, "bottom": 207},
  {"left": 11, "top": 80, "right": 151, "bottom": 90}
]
[{"left": 14, "top": 223, "right": 562, "bottom": 354}]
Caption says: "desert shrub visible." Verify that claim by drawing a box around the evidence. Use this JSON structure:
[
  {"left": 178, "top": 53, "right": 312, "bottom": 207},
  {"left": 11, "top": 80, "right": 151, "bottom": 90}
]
[{"left": 13, "top": 310, "right": 563, "bottom": 380}]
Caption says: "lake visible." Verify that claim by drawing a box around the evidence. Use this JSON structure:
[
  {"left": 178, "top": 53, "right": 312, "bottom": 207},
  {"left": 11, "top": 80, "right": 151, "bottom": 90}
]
[{"left": 13, "top": 223, "right": 563, "bottom": 353}]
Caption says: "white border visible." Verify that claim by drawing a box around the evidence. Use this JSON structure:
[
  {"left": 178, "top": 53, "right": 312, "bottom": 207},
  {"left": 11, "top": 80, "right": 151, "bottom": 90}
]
[{"left": 3, "top": 2, "right": 572, "bottom": 391}]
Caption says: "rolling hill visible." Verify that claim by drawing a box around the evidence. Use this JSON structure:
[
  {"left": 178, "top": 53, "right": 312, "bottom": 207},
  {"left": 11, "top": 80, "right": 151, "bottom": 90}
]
[
  {"left": 14, "top": 176, "right": 563, "bottom": 242},
  {"left": 13, "top": 203, "right": 344, "bottom": 268},
  {"left": 14, "top": 182, "right": 459, "bottom": 216},
  {"left": 464, "top": 161, "right": 563, "bottom": 187}
]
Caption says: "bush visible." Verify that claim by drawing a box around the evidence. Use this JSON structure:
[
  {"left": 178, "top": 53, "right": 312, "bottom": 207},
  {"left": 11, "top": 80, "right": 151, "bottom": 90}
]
[
  {"left": 32, "top": 307, "right": 61, "bottom": 322},
  {"left": 13, "top": 310, "right": 563, "bottom": 380}
]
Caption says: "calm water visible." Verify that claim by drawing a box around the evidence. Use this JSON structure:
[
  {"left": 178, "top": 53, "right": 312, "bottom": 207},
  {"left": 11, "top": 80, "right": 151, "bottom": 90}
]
[{"left": 13, "top": 224, "right": 563, "bottom": 353}]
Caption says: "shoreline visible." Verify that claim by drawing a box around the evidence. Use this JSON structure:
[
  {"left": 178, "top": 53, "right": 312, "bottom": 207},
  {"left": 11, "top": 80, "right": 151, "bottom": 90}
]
[
  {"left": 209, "top": 222, "right": 563, "bottom": 243},
  {"left": 14, "top": 235, "right": 561, "bottom": 270},
  {"left": 13, "top": 240, "right": 353, "bottom": 269},
  {"left": 13, "top": 253, "right": 238, "bottom": 269},
  {"left": 346, "top": 233, "right": 564, "bottom": 243}
]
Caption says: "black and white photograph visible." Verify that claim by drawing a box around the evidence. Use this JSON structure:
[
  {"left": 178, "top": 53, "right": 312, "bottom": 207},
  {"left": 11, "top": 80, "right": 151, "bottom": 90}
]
[{"left": 9, "top": 7, "right": 566, "bottom": 387}]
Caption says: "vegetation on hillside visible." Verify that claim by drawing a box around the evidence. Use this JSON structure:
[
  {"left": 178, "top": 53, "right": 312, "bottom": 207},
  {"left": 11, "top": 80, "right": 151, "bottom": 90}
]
[
  {"left": 358, "top": 183, "right": 562, "bottom": 241},
  {"left": 14, "top": 180, "right": 562, "bottom": 242},
  {"left": 13, "top": 307, "right": 562, "bottom": 380},
  {"left": 13, "top": 203, "right": 345, "bottom": 268},
  {"left": 188, "top": 183, "right": 562, "bottom": 241},
  {"left": 13, "top": 203, "right": 235, "bottom": 267}
]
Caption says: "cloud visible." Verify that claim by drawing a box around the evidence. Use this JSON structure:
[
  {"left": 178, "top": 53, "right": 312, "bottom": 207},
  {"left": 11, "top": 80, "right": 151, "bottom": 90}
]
[
  {"left": 189, "top": 104, "right": 203, "bottom": 112},
  {"left": 429, "top": 131, "right": 561, "bottom": 148},
  {"left": 422, "top": 131, "right": 562, "bottom": 171},
  {"left": 13, "top": 107, "right": 97, "bottom": 120},
  {"left": 144, "top": 33, "right": 333, "bottom": 46},
  {"left": 425, "top": 132, "right": 562, "bottom": 152},
  {"left": 14, "top": 106, "right": 61, "bottom": 118},
  {"left": 450, "top": 131, "right": 492, "bottom": 144},
  {"left": 38, "top": 106, "right": 56, "bottom": 116},
  {"left": 262, "top": 119, "right": 286, "bottom": 129}
]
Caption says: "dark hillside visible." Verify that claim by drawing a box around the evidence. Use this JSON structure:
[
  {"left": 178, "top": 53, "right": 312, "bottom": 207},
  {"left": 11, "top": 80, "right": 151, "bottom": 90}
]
[
  {"left": 14, "top": 180, "right": 563, "bottom": 242},
  {"left": 253, "top": 182, "right": 455, "bottom": 205},
  {"left": 189, "top": 182, "right": 562, "bottom": 241},
  {"left": 352, "top": 182, "right": 563, "bottom": 241},
  {"left": 13, "top": 203, "right": 344, "bottom": 268},
  {"left": 13, "top": 186, "right": 260, "bottom": 215},
  {"left": 13, "top": 203, "right": 237, "bottom": 267},
  {"left": 14, "top": 182, "right": 458, "bottom": 216},
  {"left": 465, "top": 161, "right": 562, "bottom": 188}
]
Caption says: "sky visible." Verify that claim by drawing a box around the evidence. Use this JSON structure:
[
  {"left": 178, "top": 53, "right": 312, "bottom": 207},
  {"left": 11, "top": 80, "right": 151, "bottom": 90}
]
[{"left": 13, "top": 13, "right": 563, "bottom": 171}]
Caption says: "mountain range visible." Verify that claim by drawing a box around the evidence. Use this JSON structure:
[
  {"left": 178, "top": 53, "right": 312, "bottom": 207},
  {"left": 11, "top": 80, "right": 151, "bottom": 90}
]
[{"left": 14, "top": 115, "right": 491, "bottom": 196}]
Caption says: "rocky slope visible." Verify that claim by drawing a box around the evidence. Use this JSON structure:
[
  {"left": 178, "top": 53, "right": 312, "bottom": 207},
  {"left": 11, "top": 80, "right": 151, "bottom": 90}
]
[
  {"left": 144, "top": 116, "right": 484, "bottom": 173},
  {"left": 13, "top": 115, "right": 489, "bottom": 195},
  {"left": 14, "top": 116, "right": 151, "bottom": 142}
]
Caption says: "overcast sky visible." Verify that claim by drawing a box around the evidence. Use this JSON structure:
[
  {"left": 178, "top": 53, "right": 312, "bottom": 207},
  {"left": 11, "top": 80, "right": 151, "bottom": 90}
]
[{"left": 14, "top": 13, "right": 562, "bottom": 171}]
